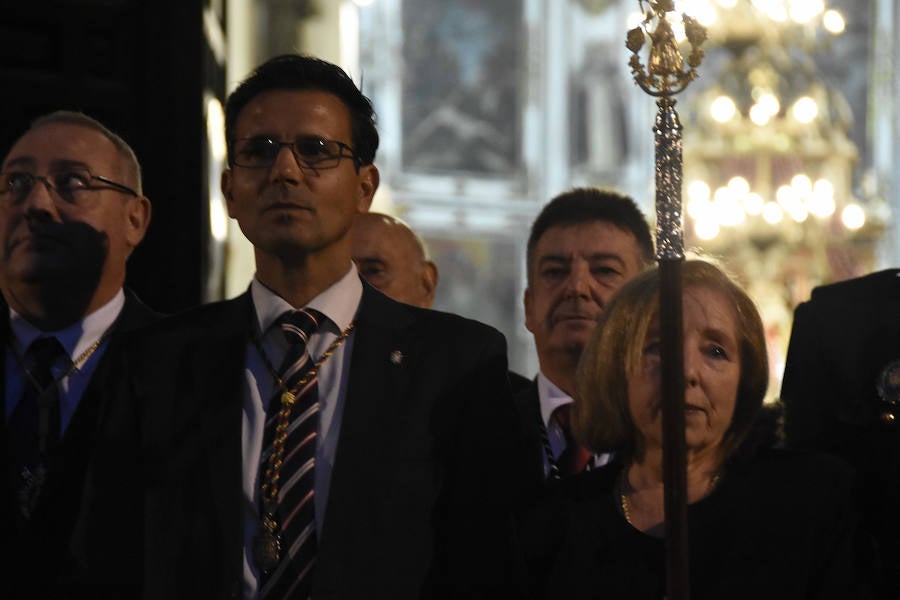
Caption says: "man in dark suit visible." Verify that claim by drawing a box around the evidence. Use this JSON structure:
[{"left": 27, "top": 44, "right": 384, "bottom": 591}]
[
  {"left": 351, "top": 211, "right": 531, "bottom": 392},
  {"left": 516, "top": 189, "right": 653, "bottom": 487},
  {"left": 781, "top": 268, "right": 900, "bottom": 598},
  {"left": 0, "top": 111, "right": 155, "bottom": 594},
  {"left": 83, "top": 55, "right": 520, "bottom": 599}
]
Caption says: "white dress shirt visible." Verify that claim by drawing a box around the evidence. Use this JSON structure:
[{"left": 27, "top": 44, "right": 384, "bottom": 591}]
[
  {"left": 4, "top": 289, "right": 124, "bottom": 433},
  {"left": 536, "top": 371, "right": 612, "bottom": 478}
]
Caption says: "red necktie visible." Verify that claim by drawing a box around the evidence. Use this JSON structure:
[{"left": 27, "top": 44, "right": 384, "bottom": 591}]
[{"left": 553, "top": 404, "right": 592, "bottom": 476}]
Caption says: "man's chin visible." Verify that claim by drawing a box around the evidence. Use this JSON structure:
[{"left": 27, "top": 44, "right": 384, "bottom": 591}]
[
  {"left": 555, "top": 317, "right": 596, "bottom": 334},
  {"left": 6, "top": 254, "right": 77, "bottom": 281}
]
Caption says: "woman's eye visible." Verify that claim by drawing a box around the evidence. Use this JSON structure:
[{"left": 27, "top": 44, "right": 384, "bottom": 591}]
[
  {"left": 643, "top": 341, "right": 661, "bottom": 356},
  {"left": 707, "top": 344, "right": 729, "bottom": 360}
]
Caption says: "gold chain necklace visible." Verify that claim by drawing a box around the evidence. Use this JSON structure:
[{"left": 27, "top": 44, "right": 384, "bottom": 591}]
[
  {"left": 619, "top": 469, "right": 721, "bottom": 527},
  {"left": 253, "top": 320, "right": 355, "bottom": 572},
  {"left": 14, "top": 334, "right": 108, "bottom": 393}
]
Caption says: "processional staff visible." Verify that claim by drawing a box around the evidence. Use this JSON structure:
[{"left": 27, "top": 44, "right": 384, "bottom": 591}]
[{"left": 625, "top": 2, "right": 707, "bottom": 599}]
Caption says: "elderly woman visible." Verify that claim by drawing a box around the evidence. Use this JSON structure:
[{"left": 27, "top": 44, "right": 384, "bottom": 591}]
[{"left": 520, "top": 260, "right": 875, "bottom": 599}]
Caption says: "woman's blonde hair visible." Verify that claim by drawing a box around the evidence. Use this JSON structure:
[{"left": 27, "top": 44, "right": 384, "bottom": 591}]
[{"left": 572, "top": 259, "right": 769, "bottom": 460}]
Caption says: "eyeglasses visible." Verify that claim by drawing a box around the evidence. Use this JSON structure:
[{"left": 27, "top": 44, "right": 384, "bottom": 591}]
[
  {"left": 232, "top": 135, "right": 360, "bottom": 172},
  {"left": 0, "top": 166, "right": 138, "bottom": 207}
]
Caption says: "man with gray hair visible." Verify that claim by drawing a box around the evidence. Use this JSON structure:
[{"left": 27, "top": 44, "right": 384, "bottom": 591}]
[{"left": 0, "top": 111, "right": 156, "bottom": 592}]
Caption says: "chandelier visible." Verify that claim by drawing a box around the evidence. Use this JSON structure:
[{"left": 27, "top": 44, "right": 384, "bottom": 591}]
[{"left": 671, "top": 0, "right": 885, "bottom": 297}]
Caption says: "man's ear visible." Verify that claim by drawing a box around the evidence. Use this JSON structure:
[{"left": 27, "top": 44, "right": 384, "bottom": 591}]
[
  {"left": 124, "top": 195, "right": 152, "bottom": 251},
  {"left": 356, "top": 164, "right": 380, "bottom": 213},
  {"left": 222, "top": 169, "right": 235, "bottom": 217},
  {"left": 420, "top": 260, "right": 439, "bottom": 308},
  {"left": 523, "top": 287, "right": 536, "bottom": 334}
]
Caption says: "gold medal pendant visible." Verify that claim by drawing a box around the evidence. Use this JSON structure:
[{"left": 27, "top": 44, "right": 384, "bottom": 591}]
[{"left": 254, "top": 531, "right": 281, "bottom": 573}]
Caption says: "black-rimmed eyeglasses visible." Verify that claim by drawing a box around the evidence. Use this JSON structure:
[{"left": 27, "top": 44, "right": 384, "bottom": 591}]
[
  {"left": 231, "top": 135, "right": 360, "bottom": 172},
  {"left": 0, "top": 166, "right": 139, "bottom": 207}
]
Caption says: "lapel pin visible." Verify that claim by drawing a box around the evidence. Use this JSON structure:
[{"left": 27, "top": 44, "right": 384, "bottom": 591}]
[{"left": 390, "top": 350, "right": 403, "bottom": 365}]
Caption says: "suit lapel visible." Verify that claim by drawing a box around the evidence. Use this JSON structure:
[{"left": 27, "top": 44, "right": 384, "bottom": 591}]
[
  {"left": 36, "top": 293, "right": 160, "bottom": 514},
  {"left": 196, "top": 293, "right": 254, "bottom": 564},
  {"left": 318, "top": 284, "right": 416, "bottom": 559}
]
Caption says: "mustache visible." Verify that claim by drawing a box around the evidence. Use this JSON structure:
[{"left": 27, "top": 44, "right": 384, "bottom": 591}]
[{"left": 261, "top": 184, "right": 313, "bottom": 207}]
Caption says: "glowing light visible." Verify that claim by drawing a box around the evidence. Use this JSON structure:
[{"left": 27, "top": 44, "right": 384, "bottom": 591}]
[
  {"left": 695, "top": 219, "right": 720, "bottom": 240},
  {"left": 791, "top": 173, "right": 813, "bottom": 197},
  {"left": 210, "top": 196, "right": 229, "bottom": 241},
  {"left": 753, "top": 0, "right": 789, "bottom": 21},
  {"left": 352, "top": 0, "right": 375, "bottom": 6},
  {"left": 842, "top": 204, "right": 865, "bottom": 229},
  {"left": 688, "top": 180, "right": 712, "bottom": 203},
  {"left": 678, "top": 0, "right": 718, "bottom": 25},
  {"left": 716, "top": 0, "right": 738, "bottom": 7},
  {"left": 743, "top": 193, "right": 764, "bottom": 215},
  {"left": 813, "top": 178, "right": 834, "bottom": 199},
  {"left": 206, "top": 97, "right": 227, "bottom": 162},
  {"left": 776, "top": 184, "right": 799, "bottom": 206},
  {"left": 823, "top": 9, "right": 846, "bottom": 34},
  {"left": 749, "top": 103, "right": 771, "bottom": 125},
  {"left": 710, "top": 96, "right": 737, "bottom": 122},
  {"left": 808, "top": 193, "right": 835, "bottom": 218},
  {"left": 762, "top": 202, "right": 784, "bottom": 224},
  {"left": 757, "top": 93, "right": 780, "bottom": 116},
  {"left": 788, "top": 203, "right": 809, "bottom": 223},
  {"left": 713, "top": 187, "right": 746, "bottom": 226},
  {"left": 727, "top": 176, "right": 750, "bottom": 196},
  {"left": 688, "top": 196, "right": 712, "bottom": 220},
  {"left": 792, "top": 96, "right": 818, "bottom": 123},
  {"left": 789, "top": 0, "right": 824, "bottom": 23}
]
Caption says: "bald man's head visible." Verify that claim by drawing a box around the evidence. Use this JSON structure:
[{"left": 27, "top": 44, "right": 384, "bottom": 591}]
[{"left": 351, "top": 212, "right": 439, "bottom": 308}]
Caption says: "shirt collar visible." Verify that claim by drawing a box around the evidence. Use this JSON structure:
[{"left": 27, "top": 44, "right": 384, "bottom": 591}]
[
  {"left": 250, "top": 265, "right": 362, "bottom": 335},
  {"left": 9, "top": 288, "right": 125, "bottom": 368},
  {"left": 537, "top": 371, "right": 574, "bottom": 428}
]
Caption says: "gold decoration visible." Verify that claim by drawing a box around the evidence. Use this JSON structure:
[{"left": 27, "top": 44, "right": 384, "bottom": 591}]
[
  {"left": 256, "top": 321, "right": 356, "bottom": 570},
  {"left": 627, "top": 0, "right": 707, "bottom": 97}
]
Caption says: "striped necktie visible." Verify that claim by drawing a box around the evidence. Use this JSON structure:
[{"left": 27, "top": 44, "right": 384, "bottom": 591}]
[{"left": 259, "top": 308, "right": 322, "bottom": 600}]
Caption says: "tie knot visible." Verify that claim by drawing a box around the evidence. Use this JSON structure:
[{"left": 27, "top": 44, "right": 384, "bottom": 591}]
[
  {"left": 27, "top": 337, "right": 66, "bottom": 368},
  {"left": 281, "top": 309, "right": 323, "bottom": 346},
  {"left": 553, "top": 404, "right": 574, "bottom": 438}
]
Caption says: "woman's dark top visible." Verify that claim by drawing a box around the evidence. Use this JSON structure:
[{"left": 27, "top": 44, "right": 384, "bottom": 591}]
[{"left": 519, "top": 448, "right": 878, "bottom": 600}]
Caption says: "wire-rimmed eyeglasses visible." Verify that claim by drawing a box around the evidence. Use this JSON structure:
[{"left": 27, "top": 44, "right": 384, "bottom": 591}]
[
  {"left": 0, "top": 166, "right": 139, "bottom": 207},
  {"left": 231, "top": 135, "right": 360, "bottom": 172}
]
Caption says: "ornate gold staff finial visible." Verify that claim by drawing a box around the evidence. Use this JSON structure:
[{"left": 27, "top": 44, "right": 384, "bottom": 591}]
[{"left": 627, "top": 0, "right": 707, "bottom": 97}]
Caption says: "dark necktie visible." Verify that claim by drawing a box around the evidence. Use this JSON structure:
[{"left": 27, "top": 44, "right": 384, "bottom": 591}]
[
  {"left": 258, "top": 309, "right": 322, "bottom": 600},
  {"left": 553, "top": 404, "right": 593, "bottom": 476},
  {"left": 9, "top": 336, "right": 67, "bottom": 519}
]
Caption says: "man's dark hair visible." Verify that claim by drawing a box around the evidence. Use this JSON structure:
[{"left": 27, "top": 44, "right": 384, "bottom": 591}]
[
  {"left": 224, "top": 54, "right": 379, "bottom": 168},
  {"left": 526, "top": 187, "right": 654, "bottom": 283}
]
